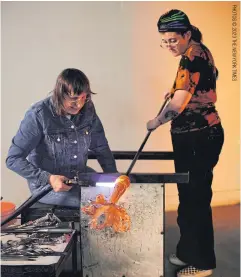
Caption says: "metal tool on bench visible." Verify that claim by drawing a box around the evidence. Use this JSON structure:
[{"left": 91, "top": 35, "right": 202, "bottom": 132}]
[
  {"left": 1, "top": 252, "right": 69, "bottom": 261},
  {"left": 1, "top": 229, "right": 70, "bottom": 259},
  {"left": 1, "top": 252, "right": 68, "bottom": 258},
  {"left": 1, "top": 255, "right": 37, "bottom": 261},
  {"left": 2, "top": 228, "right": 74, "bottom": 234}
]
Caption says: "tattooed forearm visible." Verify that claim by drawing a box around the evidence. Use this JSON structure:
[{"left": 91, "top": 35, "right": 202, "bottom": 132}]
[
  {"left": 156, "top": 106, "right": 179, "bottom": 126},
  {"left": 164, "top": 110, "right": 179, "bottom": 120}
]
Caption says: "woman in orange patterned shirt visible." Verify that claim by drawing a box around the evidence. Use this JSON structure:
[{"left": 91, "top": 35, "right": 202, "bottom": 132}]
[{"left": 147, "top": 9, "right": 224, "bottom": 277}]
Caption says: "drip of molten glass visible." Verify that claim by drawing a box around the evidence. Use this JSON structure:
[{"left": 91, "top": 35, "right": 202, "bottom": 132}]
[{"left": 81, "top": 175, "right": 131, "bottom": 232}]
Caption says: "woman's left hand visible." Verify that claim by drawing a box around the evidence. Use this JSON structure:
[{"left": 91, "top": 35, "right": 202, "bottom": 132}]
[{"left": 147, "top": 118, "right": 160, "bottom": 131}]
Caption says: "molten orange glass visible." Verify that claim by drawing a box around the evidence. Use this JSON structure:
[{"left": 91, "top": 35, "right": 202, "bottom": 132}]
[{"left": 81, "top": 175, "right": 131, "bottom": 232}]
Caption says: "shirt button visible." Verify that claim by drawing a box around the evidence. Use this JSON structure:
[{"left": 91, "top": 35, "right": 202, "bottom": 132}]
[
  {"left": 74, "top": 140, "right": 77, "bottom": 144},
  {"left": 74, "top": 155, "right": 77, "bottom": 159},
  {"left": 71, "top": 125, "right": 75, "bottom": 129}
]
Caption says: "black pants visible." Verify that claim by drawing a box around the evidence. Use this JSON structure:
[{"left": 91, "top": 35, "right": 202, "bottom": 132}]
[{"left": 171, "top": 123, "right": 224, "bottom": 270}]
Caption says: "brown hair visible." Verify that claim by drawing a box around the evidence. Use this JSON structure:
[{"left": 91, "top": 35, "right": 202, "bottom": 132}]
[{"left": 52, "top": 68, "right": 96, "bottom": 115}]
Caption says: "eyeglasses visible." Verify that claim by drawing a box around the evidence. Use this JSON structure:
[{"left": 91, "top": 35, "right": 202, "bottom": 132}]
[
  {"left": 64, "top": 94, "right": 90, "bottom": 106},
  {"left": 160, "top": 38, "right": 179, "bottom": 49}
]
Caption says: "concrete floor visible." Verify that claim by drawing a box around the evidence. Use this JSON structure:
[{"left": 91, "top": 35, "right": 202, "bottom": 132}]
[{"left": 165, "top": 204, "right": 240, "bottom": 277}]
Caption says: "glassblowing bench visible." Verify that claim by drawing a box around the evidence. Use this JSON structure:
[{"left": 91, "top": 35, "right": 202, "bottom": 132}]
[{"left": 1, "top": 151, "right": 189, "bottom": 277}]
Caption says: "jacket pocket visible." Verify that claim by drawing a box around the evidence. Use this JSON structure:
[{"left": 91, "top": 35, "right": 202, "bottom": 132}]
[
  {"left": 78, "top": 126, "right": 91, "bottom": 150},
  {"left": 46, "top": 133, "right": 66, "bottom": 170}
]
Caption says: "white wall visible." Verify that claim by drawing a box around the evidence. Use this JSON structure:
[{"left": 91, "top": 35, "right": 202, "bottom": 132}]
[{"left": 1, "top": 1, "right": 240, "bottom": 210}]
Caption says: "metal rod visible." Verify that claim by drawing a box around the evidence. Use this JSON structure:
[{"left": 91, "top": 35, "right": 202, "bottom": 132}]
[
  {"left": 1, "top": 256, "right": 36, "bottom": 261},
  {"left": 79, "top": 185, "right": 83, "bottom": 277},
  {"left": 88, "top": 151, "right": 174, "bottom": 160},
  {"left": 1, "top": 253, "right": 68, "bottom": 258},
  {"left": 2, "top": 228, "right": 73, "bottom": 234},
  {"left": 75, "top": 173, "right": 188, "bottom": 184},
  {"left": 126, "top": 97, "right": 170, "bottom": 176},
  {"left": 1, "top": 185, "right": 52, "bottom": 227},
  {"left": 72, "top": 227, "right": 78, "bottom": 276}
]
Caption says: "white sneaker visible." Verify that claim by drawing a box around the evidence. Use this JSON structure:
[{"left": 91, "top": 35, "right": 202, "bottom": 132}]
[
  {"left": 169, "top": 254, "right": 187, "bottom": 266},
  {"left": 177, "top": 266, "right": 213, "bottom": 277}
]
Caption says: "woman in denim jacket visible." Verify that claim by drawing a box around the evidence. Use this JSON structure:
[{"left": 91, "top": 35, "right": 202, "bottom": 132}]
[{"left": 6, "top": 68, "right": 117, "bottom": 207}]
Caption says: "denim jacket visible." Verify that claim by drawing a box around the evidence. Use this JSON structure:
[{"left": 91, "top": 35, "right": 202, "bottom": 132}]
[{"left": 6, "top": 96, "right": 117, "bottom": 204}]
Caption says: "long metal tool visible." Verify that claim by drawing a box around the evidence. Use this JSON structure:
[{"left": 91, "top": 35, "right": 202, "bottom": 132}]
[
  {"left": 1, "top": 180, "right": 76, "bottom": 228},
  {"left": 1, "top": 186, "right": 52, "bottom": 227},
  {"left": 2, "top": 228, "right": 73, "bottom": 234},
  {"left": 1, "top": 256, "right": 37, "bottom": 261},
  {"left": 126, "top": 96, "right": 170, "bottom": 176}
]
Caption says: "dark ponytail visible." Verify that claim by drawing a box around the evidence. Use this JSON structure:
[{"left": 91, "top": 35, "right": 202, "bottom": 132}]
[{"left": 191, "top": 25, "right": 202, "bottom": 43}]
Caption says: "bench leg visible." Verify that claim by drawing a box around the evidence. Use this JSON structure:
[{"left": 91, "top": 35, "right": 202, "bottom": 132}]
[{"left": 72, "top": 231, "right": 78, "bottom": 276}]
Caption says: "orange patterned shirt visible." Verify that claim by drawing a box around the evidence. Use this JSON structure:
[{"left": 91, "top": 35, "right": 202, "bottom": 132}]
[{"left": 170, "top": 42, "right": 221, "bottom": 133}]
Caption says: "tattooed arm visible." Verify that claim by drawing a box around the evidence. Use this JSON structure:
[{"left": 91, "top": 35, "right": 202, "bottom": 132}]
[
  {"left": 147, "top": 54, "right": 201, "bottom": 131},
  {"left": 147, "top": 89, "right": 192, "bottom": 130}
]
